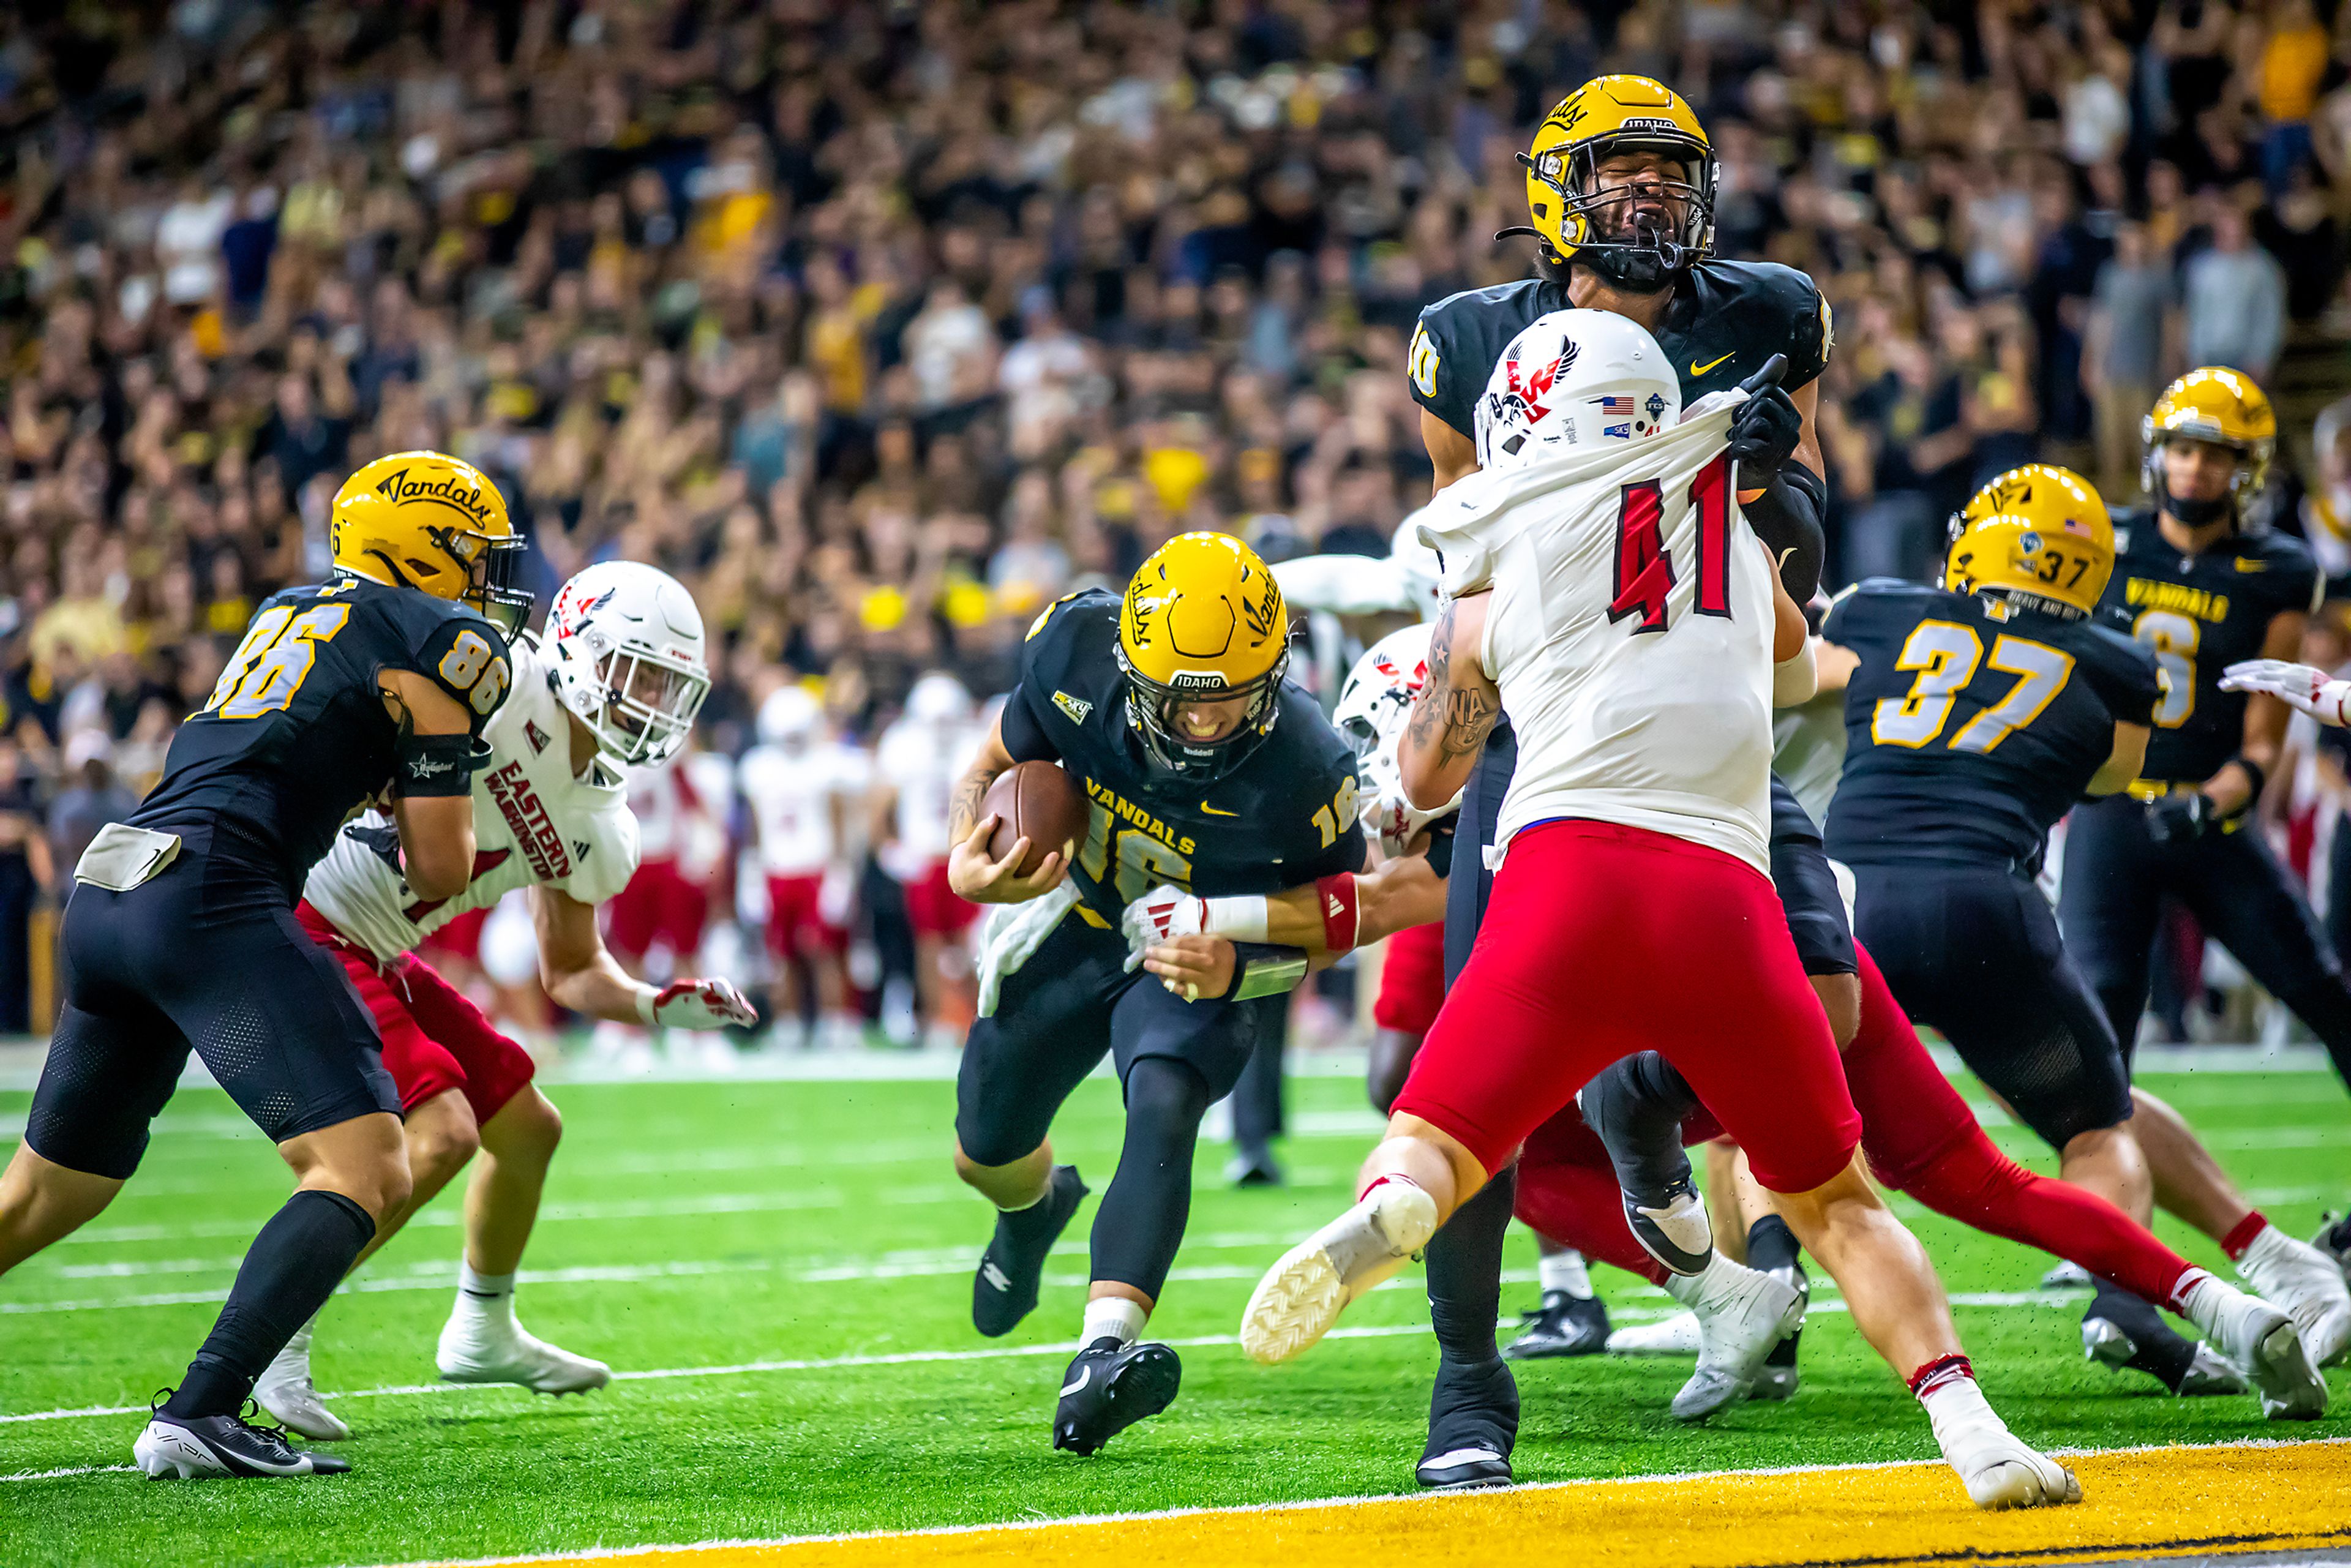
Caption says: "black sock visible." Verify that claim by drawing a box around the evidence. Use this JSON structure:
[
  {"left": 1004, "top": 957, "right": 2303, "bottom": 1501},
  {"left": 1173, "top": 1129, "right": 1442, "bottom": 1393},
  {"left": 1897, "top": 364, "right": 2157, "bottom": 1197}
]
[
  {"left": 1088, "top": 1058, "right": 1210, "bottom": 1301},
  {"left": 2087, "top": 1277, "right": 2195, "bottom": 1392},
  {"left": 1426, "top": 1164, "right": 1515, "bottom": 1365},
  {"left": 2328, "top": 1212, "right": 2351, "bottom": 1253},
  {"left": 1745, "top": 1214, "right": 1801, "bottom": 1275},
  {"left": 165, "top": 1190, "right": 374, "bottom": 1419}
]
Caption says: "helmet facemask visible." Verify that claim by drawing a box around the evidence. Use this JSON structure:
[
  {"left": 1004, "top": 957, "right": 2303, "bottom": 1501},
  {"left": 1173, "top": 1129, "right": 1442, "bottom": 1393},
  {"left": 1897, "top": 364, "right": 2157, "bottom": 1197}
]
[
  {"left": 1116, "top": 646, "right": 1288, "bottom": 781},
  {"left": 443, "top": 527, "right": 534, "bottom": 639},
  {"left": 1524, "top": 137, "right": 1717, "bottom": 293},
  {"left": 571, "top": 637, "right": 711, "bottom": 767}
]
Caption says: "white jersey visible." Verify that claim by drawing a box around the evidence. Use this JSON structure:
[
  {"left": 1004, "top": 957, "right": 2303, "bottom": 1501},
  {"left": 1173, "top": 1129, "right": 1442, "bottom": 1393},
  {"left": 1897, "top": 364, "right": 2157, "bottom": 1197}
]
[
  {"left": 303, "top": 640, "right": 642, "bottom": 962},
  {"left": 739, "top": 740, "right": 869, "bottom": 877},
  {"left": 876, "top": 717, "right": 977, "bottom": 877},
  {"left": 1420, "top": 404, "right": 1775, "bottom": 872}
]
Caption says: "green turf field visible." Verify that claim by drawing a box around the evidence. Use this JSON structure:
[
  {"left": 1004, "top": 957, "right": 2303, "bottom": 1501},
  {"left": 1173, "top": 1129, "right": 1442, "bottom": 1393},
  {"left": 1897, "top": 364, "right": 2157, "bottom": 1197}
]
[{"left": 2, "top": 1063, "right": 2346, "bottom": 1568}]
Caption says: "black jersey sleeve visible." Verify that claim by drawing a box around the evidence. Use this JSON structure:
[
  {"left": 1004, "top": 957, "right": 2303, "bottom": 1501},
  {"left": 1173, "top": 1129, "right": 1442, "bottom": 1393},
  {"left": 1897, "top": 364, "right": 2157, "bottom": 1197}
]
[
  {"left": 2255, "top": 533, "right": 2327, "bottom": 620},
  {"left": 1820, "top": 577, "right": 1907, "bottom": 651},
  {"left": 1409, "top": 280, "right": 1550, "bottom": 440},
  {"left": 406, "top": 609, "right": 514, "bottom": 736},
  {"left": 2075, "top": 625, "right": 2164, "bottom": 728},
  {"left": 998, "top": 683, "right": 1062, "bottom": 764}
]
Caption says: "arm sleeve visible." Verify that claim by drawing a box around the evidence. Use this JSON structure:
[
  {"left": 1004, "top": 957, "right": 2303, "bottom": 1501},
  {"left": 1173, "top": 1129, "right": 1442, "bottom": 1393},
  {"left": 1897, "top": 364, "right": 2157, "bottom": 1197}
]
[
  {"left": 997, "top": 683, "right": 1062, "bottom": 763},
  {"left": 1742, "top": 462, "right": 1827, "bottom": 602},
  {"left": 410, "top": 614, "right": 515, "bottom": 735}
]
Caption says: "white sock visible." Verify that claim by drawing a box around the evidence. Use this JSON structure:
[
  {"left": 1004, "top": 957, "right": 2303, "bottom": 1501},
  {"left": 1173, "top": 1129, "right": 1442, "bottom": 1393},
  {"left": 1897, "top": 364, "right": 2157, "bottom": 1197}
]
[
  {"left": 1663, "top": 1251, "right": 1738, "bottom": 1308},
  {"left": 2173, "top": 1267, "right": 2231, "bottom": 1338},
  {"left": 1916, "top": 1360, "right": 2001, "bottom": 1441},
  {"left": 2238, "top": 1222, "right": 2292, "bottom": 1272},
  {"left": 1081, "top": 1296, "right": 1147, "bottom": 1349},
  {"left": 457, "top": 1262, "right": 518, "bottom": 1322},
  {"left": 1539, "top": 1249, "right": 1594, "bottom": 1299}
]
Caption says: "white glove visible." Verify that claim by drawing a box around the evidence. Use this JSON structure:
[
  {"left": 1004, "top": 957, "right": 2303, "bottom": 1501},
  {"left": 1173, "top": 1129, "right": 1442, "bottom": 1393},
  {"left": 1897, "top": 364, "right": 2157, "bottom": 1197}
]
[
  {"left": 639, "top": 977, "right": 760, "bottom": 1029},
  {"left": 2219, "top": 659, "right": 2351, "bottom": 726},
  {"left": 1121, "top": 884, "right": 1209, "bottom": 972}
]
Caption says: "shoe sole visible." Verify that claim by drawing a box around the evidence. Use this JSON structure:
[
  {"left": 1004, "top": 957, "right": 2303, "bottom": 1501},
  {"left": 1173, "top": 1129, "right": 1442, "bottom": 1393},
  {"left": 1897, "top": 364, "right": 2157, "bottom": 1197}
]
[
  {"left": 1416, "top": 1453, "right": 1512, "bottom": 1490},
  {"left": 1240, "top": 1188, "right": 1436, "bottom": 1365},
  {"left": 437, "top": 1365, "right": 612, "bottom": 1394},
  {"left": 252, "top": 1389, "right": 351, "bottom": 1443},
  {"left": 1501, "top": 1334, "right": 1605, "bottom": 1360},
  {"left": 1056, "top": 1345, "right": 1182, "bottom": 1455},
  {"left": 2249, "top": 1317, "right": 2328, "bottom": 1420},
  {"left": 1966, "top": 1459, "right": 2083, "bottom": 1510}
]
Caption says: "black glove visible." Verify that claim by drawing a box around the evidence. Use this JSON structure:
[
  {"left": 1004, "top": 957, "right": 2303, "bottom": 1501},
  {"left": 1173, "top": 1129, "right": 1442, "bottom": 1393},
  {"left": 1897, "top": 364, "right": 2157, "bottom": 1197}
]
[
  {"left": 342, "top": 820, "right": 406, "bottom": 874},
  {"left": 2144, "top": 792, "right": 2217, "bottom": 847},
  {"left": 1727, "top": 383, "right": 1802, "bottom": 474}
]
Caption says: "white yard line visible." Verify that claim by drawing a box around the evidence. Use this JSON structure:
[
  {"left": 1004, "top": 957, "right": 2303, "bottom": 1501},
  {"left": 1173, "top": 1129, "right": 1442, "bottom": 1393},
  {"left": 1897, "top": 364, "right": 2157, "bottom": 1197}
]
[{"left": 0, "top": 1288, "right": 2091, "bottom": 1432}]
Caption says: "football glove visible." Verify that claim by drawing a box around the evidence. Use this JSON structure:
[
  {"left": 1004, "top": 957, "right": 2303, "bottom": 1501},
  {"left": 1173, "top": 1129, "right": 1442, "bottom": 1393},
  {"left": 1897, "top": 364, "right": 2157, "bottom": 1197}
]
[
  {"left": 2221, "top": 659, "right": 2351, "bottom": 727},
  {"left": 1726, "top": 382, "right": 1802, "bottom": 473},
  {"left": 1120, "top": 883, "right": 1269, "bottom": 971},
  {"left": 343, "top": 820, "right": 405, "bottom": 874},
  {"left": 2145, "top": 792, "right": 2221, "bottom": 847},
  {"left": 639, "top": 977, "right": 759, "bottom": 1030}
]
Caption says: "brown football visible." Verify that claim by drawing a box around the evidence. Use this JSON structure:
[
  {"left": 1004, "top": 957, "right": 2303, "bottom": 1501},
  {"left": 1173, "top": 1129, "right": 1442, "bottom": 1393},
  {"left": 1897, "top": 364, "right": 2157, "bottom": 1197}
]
[{"left": 983, "top": 760, "right": 1090, "bottom": 876}]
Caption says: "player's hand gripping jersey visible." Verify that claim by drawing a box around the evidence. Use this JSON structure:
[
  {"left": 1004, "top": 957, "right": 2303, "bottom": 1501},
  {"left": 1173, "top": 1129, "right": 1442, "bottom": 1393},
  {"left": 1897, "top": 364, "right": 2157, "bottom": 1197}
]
[
  {"left": 999, "top": 588, "right": 1365, "bottom": 928},
  {"left": 1826, "top": 582, "right": 2162, "bottom": 868},
  {"left": 1419, "top": 396, "right": 1773, "bottom": 871},
  {"left": 131, "top": 576, "right": 512, "bottom": 892},
  {"left": 302, "top": 637, "right": 640, "bottom": 960},
  {"left": 2094, "top": 511, "right": 2322, "bottom": 784}
]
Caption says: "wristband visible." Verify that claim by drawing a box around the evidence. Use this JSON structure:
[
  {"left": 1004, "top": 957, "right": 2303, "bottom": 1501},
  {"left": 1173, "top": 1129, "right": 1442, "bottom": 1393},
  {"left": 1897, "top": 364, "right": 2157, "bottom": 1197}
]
[
  {"left": 2224, "top": 755, "right": 2267, "bottom": 809},
  {"left": 1229, "top": 943, "right": 1311, "bottom": 1000},
  {"left": 396, "top": 731, "right": 491, "bottom": 797},
  {"left": 1202, "top": 895, "right": 1270, "bottom": 943},
  {"left": 1316, "top": 873, "right": 1360, "bottom": 953}
]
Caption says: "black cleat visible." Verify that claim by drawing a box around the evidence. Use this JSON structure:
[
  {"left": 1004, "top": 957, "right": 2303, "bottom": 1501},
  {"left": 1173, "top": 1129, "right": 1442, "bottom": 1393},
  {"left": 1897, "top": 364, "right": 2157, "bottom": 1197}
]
[
  {"left": 1504, "top": 1290, "right": 1611, "bottom": 1359},
  {"left": 1753, "top": 1258, "right": 1807, "bottom": 1400},
  {"left": 1052, "top": 1337, "right": 1182, "bottom": 1455},
  {"left": 2082, "top": 1289, "right": 2246, "bottom": 1395},
  {"left": 1226, "top": 1145, "right": 1283, "bottom": 1187},
  {"left": 972, "top": 1165, "right": 1089, "bottom": 1338},
  {"left": 1416, "top": 1356, "right": 1518, "bottom": 1490},
  {"left": 134, "top": 1398, "right": 351, "bottom": 1479},
  {"left": 2312, "top": 1212, "right": 2351, "bottom": 1284}
]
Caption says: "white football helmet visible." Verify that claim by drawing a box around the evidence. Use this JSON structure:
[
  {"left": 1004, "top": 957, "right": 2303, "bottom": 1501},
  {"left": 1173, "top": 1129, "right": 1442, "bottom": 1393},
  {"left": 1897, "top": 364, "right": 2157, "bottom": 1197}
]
[
  {"left": 1333, "top": 623, "right": 1461, "bottom": 855},
  {"left": 544, "top": 561, "right": 711, "bottom": 767},
  {"left": 1475, "top": 308, "right": 1679, "bottom": 472},
  {"left": 906, "top": 670, "right": 973, "bottom": 726},
  {"left": 756, "top": 684, "right": 823, "bottom": 749}
]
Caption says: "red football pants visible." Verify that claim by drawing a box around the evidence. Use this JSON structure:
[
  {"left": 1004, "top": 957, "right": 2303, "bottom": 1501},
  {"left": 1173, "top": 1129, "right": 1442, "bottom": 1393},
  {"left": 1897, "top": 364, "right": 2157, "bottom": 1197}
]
[{"left": 1393, "top": 819, "right": 1861, "bottom": 1195}]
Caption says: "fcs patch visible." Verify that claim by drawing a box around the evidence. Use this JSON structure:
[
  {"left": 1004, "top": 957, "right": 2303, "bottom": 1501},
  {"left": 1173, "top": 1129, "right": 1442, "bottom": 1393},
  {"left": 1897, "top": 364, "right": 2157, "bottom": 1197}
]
[
  {"left": 1052, "top": 690, "right": 1093, "bottom": 724},
  {"left": 1409, "top": 323, "right": 1441, "bottom": 399}
]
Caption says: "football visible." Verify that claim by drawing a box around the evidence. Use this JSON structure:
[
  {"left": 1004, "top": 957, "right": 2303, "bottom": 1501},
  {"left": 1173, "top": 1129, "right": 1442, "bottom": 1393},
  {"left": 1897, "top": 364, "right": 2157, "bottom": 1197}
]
[{"left": 983, "top": 759, "right": 1090, "bottom": 876}]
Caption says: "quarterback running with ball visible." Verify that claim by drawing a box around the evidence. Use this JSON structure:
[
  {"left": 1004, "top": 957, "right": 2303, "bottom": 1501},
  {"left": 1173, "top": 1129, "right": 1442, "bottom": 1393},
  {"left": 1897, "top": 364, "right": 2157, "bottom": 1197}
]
[{"left": 255, "top": 561, "right": 757, "bottom": 1440}]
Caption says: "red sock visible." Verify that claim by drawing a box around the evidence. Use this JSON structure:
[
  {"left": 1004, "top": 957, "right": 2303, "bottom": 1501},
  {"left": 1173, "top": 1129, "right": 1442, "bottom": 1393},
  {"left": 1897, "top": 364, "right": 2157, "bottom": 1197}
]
[
  {"left": 1908, "top": 1352, "right": 1974, "bottom": 1397},
  {"left": 2221, "top": 1211, "right": 2268, "bottom": 1261},
  {"left": 1896, "top": 1123, "right": 2194, "bottom": 1309}
]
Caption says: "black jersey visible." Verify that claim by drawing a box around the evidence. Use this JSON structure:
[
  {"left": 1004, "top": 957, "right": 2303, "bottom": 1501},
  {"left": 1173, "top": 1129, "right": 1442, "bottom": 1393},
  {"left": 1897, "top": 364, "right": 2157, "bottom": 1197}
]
[
  {"left": 1824, "top": 580, "right": 2161, "bottom": 869},
  {"left": 2092, "top": 510, "right": 2323, "bottom": 784},
  {"left": 1408, "top": 259, "right": 1832, "bottom": 443},
  {"left": 131, "top": 577, "right": 511, "bottom": 894},
  {"left": 999, "top": 589, "right": 1365, "bottom": 928}
]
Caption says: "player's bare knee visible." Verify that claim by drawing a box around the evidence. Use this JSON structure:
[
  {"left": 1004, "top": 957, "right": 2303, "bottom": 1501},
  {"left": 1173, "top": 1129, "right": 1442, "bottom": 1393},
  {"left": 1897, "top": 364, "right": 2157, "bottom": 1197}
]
[
  {"left": 483, "top": 1087, "right": 563, "bottom": 1164},
  {"left": 1810, "top": 972, "right": 1861, "bottom": 1048}
]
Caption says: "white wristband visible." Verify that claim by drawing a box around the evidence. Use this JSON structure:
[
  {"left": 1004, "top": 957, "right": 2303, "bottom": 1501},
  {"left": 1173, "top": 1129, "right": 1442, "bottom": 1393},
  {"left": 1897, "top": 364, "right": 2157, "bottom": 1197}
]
[
  {"left": 634, "top": 986, "right": 659, "bottom": 1025},
  {"left": 1202, "top": 895, "right": 1270, "bottom": 943}
]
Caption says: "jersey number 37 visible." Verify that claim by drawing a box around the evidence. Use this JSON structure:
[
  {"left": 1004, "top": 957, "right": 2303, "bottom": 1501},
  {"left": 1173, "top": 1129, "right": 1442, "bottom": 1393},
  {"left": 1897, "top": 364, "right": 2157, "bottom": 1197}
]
[{"left": 1870, "top": 620, "right": 2075, "bottom": 753}]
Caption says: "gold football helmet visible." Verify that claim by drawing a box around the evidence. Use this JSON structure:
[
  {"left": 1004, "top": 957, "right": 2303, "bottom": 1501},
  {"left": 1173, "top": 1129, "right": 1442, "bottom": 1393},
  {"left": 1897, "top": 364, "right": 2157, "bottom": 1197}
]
[
  {"left": 1512, "top": 75, "right": 1716, "bottom": 290},
  {"left": 1944, "top": 465, "right": 2115, "bottom": 620},
  {"left": 2142, "top": 367, "right": 2276, "bottom": 525},
  {"left": 331, "top": 451, "right": 532, "bottom": 636},
  {"left": 1116, "top": 531, "right": 1289, "bottom": 776}
]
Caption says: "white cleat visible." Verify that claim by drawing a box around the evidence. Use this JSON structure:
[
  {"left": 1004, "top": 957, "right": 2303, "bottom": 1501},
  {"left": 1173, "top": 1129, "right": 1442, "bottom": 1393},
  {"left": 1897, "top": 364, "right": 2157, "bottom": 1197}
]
[
  {"left": 253, "top": 1322, "right": 350, "bottom": 1441},
  {"left": 1667, "top": 1255, "right": 1804, "bottom": 1422},
  {"left": 2202, "top": 1291, "right": 2328, "bottom": 1420},
  {"left": 1937, "top": 1420, "right": 2082, "bottom": 1510},
  {"left": 2079, "top": 1315, "right": 2248, "bottom": 1395},
  {"left": 2235, "top": 1227, "right": 2351, "bottom": 1368},
  {"left": 1605, "top": 1310, "right": 1701, "bottom": 1356},
  {"left": 2039, "top": 1259, "right": 2093, "bottom": 1289},
  {"left": 436, "top": 1315, "right": 613, "bottom": 1395},
  {"left": 1240, "top": 1180, "right": 1438, "bottom": 1365}
]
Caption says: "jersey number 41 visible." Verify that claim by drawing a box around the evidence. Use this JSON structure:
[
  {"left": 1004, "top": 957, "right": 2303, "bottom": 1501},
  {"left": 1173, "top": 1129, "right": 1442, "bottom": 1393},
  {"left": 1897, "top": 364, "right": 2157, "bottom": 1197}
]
[{"left": 1608, "top": 456, "right": 1734, "bottom": 634}]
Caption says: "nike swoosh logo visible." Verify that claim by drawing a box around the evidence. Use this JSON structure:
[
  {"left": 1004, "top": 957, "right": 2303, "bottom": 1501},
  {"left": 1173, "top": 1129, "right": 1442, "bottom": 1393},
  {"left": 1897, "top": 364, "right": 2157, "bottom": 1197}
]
[
  {"left": 2233, "top": 559, "right": 2268, "bottom": 572},
  {"left": 1201, "top": 803, "right": 1239, "bottom": 817},
  {"left": 1690, "top": 352, "right": 1735, "bottom": 377},
  {"left": 1059, "top": 1367, "right": 1091, "bottom": 1398}
]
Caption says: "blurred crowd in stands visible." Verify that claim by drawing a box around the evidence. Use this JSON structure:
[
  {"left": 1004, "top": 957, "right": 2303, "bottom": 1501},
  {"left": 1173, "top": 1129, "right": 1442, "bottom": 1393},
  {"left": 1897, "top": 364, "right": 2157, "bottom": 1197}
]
[{"left": 6, "top": 0, "right": 2351, "bottom": 1042}]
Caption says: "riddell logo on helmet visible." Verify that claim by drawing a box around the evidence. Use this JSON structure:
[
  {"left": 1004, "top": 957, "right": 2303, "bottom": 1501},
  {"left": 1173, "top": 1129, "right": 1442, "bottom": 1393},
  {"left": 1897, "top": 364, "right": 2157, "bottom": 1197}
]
[{"left": 375, "top": 468, "right": 497, "bottom": 525}]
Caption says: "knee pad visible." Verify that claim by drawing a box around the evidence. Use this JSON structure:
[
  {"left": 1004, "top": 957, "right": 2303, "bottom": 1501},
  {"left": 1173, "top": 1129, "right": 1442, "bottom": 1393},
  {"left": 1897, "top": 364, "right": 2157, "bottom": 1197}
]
[{"left": 1122, "top": 1057, "right": 1212, "bottom": 1140}]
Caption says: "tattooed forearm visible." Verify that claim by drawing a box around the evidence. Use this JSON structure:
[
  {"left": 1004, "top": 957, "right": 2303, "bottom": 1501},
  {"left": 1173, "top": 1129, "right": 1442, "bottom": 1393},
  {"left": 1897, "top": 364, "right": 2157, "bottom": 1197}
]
[
  {"left": 948, "top": 767, "right": 996, "bottom": 841},
  {"left": 1436, "top": 685, "right": 1498, "bottom": 768},
  {"left": 1405, "top": 601, "right": 1457, "bottom": 758}
]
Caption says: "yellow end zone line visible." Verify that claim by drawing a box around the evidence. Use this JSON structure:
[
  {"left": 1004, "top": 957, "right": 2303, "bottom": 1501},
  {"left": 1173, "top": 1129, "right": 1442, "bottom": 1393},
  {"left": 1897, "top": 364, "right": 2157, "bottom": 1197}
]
[{"left": 370, "top": 1435, "right": 2351, "bottom": 1568}]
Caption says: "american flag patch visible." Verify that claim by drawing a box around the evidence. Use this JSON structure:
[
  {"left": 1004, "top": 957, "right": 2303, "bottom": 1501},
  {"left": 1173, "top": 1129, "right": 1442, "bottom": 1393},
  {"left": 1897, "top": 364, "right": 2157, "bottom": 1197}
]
[{"left": 1593, "top": 394, "right": 1637, "bottom": 415}]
